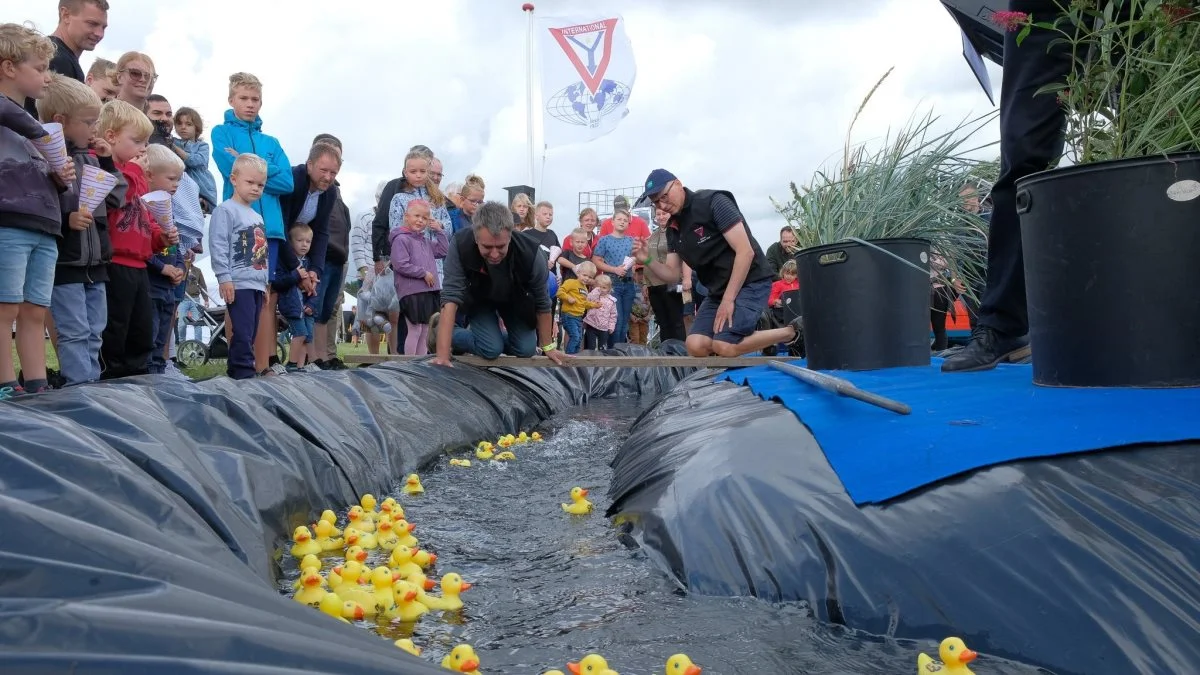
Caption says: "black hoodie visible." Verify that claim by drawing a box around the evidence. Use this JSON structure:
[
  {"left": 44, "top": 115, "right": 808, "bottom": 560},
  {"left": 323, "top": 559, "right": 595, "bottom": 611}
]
[{"left": 55, "top": 145, "right": 126, "bottom": 285}]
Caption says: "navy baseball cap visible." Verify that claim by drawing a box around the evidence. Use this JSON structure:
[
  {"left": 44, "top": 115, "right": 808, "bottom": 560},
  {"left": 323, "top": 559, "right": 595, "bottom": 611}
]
[{"left": 637, "top": 169, "right": 677, "bottom": 203}]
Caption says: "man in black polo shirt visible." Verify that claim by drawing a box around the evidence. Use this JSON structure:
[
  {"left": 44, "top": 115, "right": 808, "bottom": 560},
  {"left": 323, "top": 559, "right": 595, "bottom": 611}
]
[
  {"left": 634, "top": 169, "right": 800, "bottom": 357},
  {"left": 432, "top": 201, "right": 567, "bottom": 366},
  {"left": 23, "top": 0, "right": 109, "bottom": 116}
]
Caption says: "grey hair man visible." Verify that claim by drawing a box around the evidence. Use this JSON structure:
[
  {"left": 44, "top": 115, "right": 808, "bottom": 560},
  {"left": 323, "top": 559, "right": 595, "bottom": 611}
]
[{"left": 431, "top": 202, "right": 565, "bottom": 366}]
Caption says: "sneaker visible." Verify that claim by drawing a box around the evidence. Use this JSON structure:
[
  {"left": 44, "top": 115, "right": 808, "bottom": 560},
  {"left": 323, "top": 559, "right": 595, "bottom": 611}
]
[
  {"left": 257, "top": 368, "right": 275, "bottom": 378},
  {"left": 46, "top": 368, "right": 65, "bottom": 389},
  {"left": 312, "top": 359, "right": 328, "bottom": 370},
  {"left": 427, "top": 312, "right": 440, "bottom": 354},
  {"left": 0, "top": 385, "right": 19, "bottom": 400},
  {"left": 940, "top": 326, "right": 1031, "bottom": 373},
  {"left": 164, "top": 360, "right": 190, "bottom": 380},
  {"left": 325, "top": 357, "right": 347, "bottom": 370},
  {"left": 303, "top": 363, "right": 322, "bottom": 373},
  {"left": 285, "top": 362, "right": 303, "bottom": 373},
  {"left": 269, "top": 362, "right": 289, "bottom": 376}
]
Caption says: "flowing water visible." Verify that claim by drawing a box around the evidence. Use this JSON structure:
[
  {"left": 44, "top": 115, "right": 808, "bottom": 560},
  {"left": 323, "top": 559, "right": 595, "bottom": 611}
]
[{"left": 282, "top": 398, "right": 1050, "bottom": 674}]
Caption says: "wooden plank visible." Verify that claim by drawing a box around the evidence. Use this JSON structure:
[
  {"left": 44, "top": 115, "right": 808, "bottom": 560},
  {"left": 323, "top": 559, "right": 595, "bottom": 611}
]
[{"left": 342, "top": 353, "right": 786, "bottom": 368}]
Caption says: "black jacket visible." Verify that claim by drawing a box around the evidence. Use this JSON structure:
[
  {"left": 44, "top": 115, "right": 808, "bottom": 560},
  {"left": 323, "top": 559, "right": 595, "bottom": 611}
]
[
  {"left": 440, "top": 227, "right": 551, "bottom": 323},
  {"left": 55, "top": 145, "right": 125, "bottom": 285},
  {"left": 372, "top": 176, "right": 404, "bottom": 261},
  {"left": 325, "top": 186, "right": 351, "bottom": 265},
  {"left": 278, "top": 164, "right": 337, "bottom": 272}
]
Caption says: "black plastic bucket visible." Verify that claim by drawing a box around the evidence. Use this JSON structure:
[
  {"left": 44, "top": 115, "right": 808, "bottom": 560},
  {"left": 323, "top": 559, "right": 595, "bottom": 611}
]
[
  {"left": 796, "top": 238, "right": 931, "bottom": 371},
  {"left": 1017, "top": 153, "right": 1200, "bottom": 387}
]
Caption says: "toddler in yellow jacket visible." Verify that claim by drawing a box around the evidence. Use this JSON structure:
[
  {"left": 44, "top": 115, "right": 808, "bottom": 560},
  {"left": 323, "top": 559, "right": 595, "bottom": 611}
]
[{"left": 557, "top": 261, "right": 598, "bottom": 353}]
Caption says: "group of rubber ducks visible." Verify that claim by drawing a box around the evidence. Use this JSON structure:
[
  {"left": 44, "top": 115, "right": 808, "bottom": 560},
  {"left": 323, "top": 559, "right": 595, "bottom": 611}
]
[
  {"left": 541, "top": 652, "right": 701, "bottom": 675},
  {"left": 449, "top": 431, "right": 542, "bottom": 467}
]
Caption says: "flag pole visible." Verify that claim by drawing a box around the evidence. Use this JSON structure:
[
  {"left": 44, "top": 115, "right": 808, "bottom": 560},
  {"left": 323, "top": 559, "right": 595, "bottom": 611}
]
[{"left": 522, "top": 2, "right": 536, "bottom": 188}]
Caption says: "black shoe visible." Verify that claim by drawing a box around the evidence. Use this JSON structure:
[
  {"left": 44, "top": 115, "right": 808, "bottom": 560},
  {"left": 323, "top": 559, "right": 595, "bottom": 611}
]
[
  {"left": 940, "top": 327, "right": 1031, "bottom": 373},
  {"left": 427, "top": 312, "right": 440, "bottom": 354},
  {"left": 312, "top": 359, "right": 327, "bottom": 370},
  {"left": 785, "top": 316, "right": 804, "bottom": 351},
  {"left": 325, "top": 357, "right": 347, "bottom": 370}
]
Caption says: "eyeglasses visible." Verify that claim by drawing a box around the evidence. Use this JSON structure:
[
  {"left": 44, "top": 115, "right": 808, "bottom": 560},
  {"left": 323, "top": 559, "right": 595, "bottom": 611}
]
[
  {"left": 466, "top": 198, "right": 484, "bottom": 205},
  {"left": 123, "top": 68, "right": 158, "bottom": 83},
  {"left": 651, "top": 181, "right": 675, "bottom": 206}
]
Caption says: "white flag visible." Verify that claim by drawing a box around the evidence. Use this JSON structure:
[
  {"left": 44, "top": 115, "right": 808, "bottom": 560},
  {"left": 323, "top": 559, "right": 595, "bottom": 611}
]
[{"left": 537, "top": 13, "right": 636, "bottom": 148}]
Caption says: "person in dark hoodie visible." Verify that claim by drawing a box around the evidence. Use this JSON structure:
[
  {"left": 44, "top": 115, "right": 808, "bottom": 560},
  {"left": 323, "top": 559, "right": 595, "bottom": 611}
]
[
  {"left": 39, "top": 74, "right": 124, "bottom": 387},
  {"left": 309, "top": 133, "right": 350, "bottom": 370},
  {"left": 277, "top": 140, "right": 341, "bottom": 371},
  {"left": 141, "top": 144, "right": 187, "bottom": 375}
]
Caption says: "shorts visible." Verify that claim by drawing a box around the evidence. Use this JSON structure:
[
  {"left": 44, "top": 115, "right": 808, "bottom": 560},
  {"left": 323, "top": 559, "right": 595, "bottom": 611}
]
[
  {"left": 267, "top": 238, "right": 281, "bottom": 283},
  {"left": 690, "top": 278, "right": 772, "bottom": 345},
  {"left": 0, "top": 228, "right": 58, "bottom": 307},
  {"left": 288, "top": 314, "right": 314, "bottom": 343}
]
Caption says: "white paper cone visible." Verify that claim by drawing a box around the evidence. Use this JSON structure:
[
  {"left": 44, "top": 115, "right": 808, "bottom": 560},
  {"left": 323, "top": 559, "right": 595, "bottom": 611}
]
[
  {"left": 141, "top": 190, "right": 174, "bottom": 228},
  {"left": 32, "top": 122, "right": 69, "bottom": 171},
  {"left": 548, "top": 245, "right": 562, "bottom": 265},
  {"left": 78, "top": 164, "right": 118, "bottom": 213},
  {"left": 622, "top": 256, "right": 635, "bottom": 274}
]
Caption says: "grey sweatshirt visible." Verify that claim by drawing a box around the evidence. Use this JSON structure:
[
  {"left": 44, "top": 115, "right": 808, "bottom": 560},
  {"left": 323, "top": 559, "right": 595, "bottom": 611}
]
[{"left": 209, "top": 200, "right": 269, "bottom": 291}]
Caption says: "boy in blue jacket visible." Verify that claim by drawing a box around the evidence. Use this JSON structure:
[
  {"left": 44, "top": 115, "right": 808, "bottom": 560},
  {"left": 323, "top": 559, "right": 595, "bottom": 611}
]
[{"left": 209, "top": 71, "right": 296, "bottom": 376}]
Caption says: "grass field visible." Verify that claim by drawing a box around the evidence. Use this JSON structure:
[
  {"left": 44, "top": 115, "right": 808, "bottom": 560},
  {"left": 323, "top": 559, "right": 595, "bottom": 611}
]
[{"left": 12, "top": 338, "right": 374, "bottom": 382}]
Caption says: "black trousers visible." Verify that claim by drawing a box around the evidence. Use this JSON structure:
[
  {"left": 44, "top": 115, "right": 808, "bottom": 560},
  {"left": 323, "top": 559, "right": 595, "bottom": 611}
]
[
  {"left": 978, "top": 0, "right": 1072, "bottom": 338},
  {"left": 647, "top": 284, "right": 685, "bottom": 343},
  {"left": 100, "top": 264, "right": 153, "bottom": 380},
  {"left": 930, "top": 285, "right": 956, "bottom": 351}
]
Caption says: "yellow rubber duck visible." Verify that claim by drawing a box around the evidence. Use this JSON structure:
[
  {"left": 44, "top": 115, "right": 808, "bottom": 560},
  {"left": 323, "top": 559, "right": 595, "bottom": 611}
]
[
  {"left": 381, "top": 496, "right": 405, "bottom": 520},
  {"left": 568, "top": 654, "right": 618, "bottom": 675},
  {"left": 531, "top": 431, "right": 542, "bottom": 441},
  {"left": 516, "top": 431, "right": 530, "bottom": 444},
  {"left": 497, "top": 437, "right": 514, "bottom": 449},
  {"left": 476, "top": 444, "right": 495, "bottom": 460},
  {"left": 389, "top": 545, "right": 424, "bottom": 579},
  {"left": 386, "top": 580, "right": 430, "bottom": 622},
  {"left": 403, "top": 473, "right": 425, "bottom": 495},
  {"left": 318, "top": 592, "right": 349, "bottom": 623},
  {"left": 392, "top": 519, "right": 419, "bottom": 548},
  {"left": 291, "top": 526, "right": 322, "bottom": 558},
  {"left": 341, "top": 598, "right": 366, "bottom": 621},
  {"left": 317, "top": 509, "right": 342, "bottom": 537},
  {"left": 293, "top": 568, "right": 327, "bottom": 607},
  {"left": 375, "top": 519, "right": 400, "bottom": 550},
  {"left": 330, "top": 560, "right": 367, "bottom": 595},
  {"left": 313, "top": 518, "right": 344, "bottom": 551},
  {"left": 561, "top": 487, "right": 593, "bottom": 515},
  {"left": 369, "top": 565, "right": 396, "bottom": 614},
  {"left": 450, "top": 458, "right": 472, "bottom": 467},
  {"left": 494, "top": 451, "right": 516, "bottom": 461},
  {"left": 417, "top": 572, "right": 472, "bottom": 611},
  {"left": 343, "top": 545, "right": 368, "bottom": 565},
  {"left": 395, "top": 638, "right": 422, "bottom": 656},
  {"left": 360, "top": 493, "right": 380, "bottom": 521},
  {"left": 404, "top": 571, "right": 441, "bottom": 601},
  {"left": 412, "top": 547, "right": 437, "bottom": 569},
  {"left": 345, "top": 527, "right": 378, "bottom": 551},
  {"left": 292, "top": 554, "right": 326, "bottom": 590},
  {"left": 441, "top": 644, "right": 481, "bottom": 674},
  {"left": 918, "top": 637, "right": 978, "bottom": 674},
  {"left": 346, "top": 505, "right": 375, "bottom": 533},
  {"left": 665, "top": 654, "right": 701, "bottom": 675}
]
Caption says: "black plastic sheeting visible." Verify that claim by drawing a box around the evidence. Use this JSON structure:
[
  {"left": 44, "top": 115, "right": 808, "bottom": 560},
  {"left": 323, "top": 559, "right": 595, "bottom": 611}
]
[
  {"left": 0, "top": 344, "right": 687, "bottom": 675},
  {"left": 607, "top": 373, "right": 1200, "bottom": 675}
]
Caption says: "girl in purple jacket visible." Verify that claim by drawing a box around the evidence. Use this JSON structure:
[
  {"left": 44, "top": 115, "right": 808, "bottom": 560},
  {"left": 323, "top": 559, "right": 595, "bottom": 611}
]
[{"left": 389, "top": 199, "right": 447, "bottom": 355}]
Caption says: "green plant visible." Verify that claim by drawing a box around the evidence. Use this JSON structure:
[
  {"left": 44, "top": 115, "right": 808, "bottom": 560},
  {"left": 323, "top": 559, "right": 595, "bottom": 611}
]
[
  {"left": 771, "top": 69, "right": 998, "bottom": 296},
  {"left": 996, "top": 1, "right": 1200, "bottom": 164}
]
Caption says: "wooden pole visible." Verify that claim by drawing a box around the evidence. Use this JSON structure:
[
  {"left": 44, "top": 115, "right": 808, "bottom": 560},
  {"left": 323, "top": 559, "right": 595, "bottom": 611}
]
[{"left": 767, "top": 360, "right": 911, "bottom": 415}]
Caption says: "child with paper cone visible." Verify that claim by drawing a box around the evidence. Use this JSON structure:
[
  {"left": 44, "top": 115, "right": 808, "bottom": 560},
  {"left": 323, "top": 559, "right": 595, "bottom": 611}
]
[
  {"left": 96, "top": 99, "right": 176, "bottom": 380},
  {"left": 142, "top": 145, "right": 188, "bottom": 375},
  {"left": 0, "top": 24, "right": 78, "bottom": 396},
  {"left": 37, "top": 74, "right": 126, "bottom": 386}
]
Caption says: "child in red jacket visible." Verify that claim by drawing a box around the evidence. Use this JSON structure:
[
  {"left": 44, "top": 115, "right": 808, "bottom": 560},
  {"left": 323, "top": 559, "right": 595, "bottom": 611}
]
[
  {"left": 769, "top": 259, "right": 800, "bottom": 308},
  {"left": 97, "top": 100, "right": 175, "bottom": 379}
]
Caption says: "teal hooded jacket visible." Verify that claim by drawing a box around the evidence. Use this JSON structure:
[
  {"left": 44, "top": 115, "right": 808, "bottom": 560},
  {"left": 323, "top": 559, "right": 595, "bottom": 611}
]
[{"left": 209, "top": 109, "right": 293, "bottom": 240}]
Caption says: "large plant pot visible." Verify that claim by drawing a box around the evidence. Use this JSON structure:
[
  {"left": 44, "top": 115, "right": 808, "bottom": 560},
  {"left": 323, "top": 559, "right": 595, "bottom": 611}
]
[
  {"left": 796, "top": 238, "right": 931, "bottom": 371},
  {"left": 1017, "top": 152, "right": 1200, "bottom": 387}
]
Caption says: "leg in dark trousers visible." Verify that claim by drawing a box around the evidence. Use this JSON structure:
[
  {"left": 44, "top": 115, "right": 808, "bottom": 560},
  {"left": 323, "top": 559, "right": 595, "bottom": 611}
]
[
  {"left": 930, "top": 286, "right": 951, "bottom": 351},
  {"left": 100, "top": 265, "right": 154, "bottom": 380},
  {"left": 583, "top": 326, "right": 609, "bottom": 350},
  {"left": 148, "top": 297, "right": 176, "bottom": 374},
  {"left": 648, "top": 284, "right": 685, "bottom": 343},
  {"left": 942, "top": 1, "right": 1070, "bottom": 372},
  {"left": 227, "top": 289, "right": 264, "bottom": 379}
]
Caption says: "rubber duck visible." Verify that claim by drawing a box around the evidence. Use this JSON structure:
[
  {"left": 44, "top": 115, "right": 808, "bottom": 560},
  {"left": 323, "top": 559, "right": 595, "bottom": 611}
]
[
  {"left": 441, "top": 644, "right": 481, "bottom": 674},
  {"left": 665, "top": 654, "right": 701, "bottom": 675},
  {"left": 341, "top": 598, "right": 366, "bottom": 621},
  {"left": 346, "top": 505, "right": 375, "bottom": 533},
  {"left": 516, "top": 431, "right": 530, "bottom": 444},
  {"left": 387, "top": 580, "right": 430, "bottom": 622},
  {"left": 317, "top": 509, "right": 342, "bottom": 537},
  {"left": 360, "top": 493, "right": 380, "bottom": 521},
  {"left": 343, "top": 545, "right": 368, "bottom": 565},
  {"left": 319, "top": 592, "right": 349, "bottom": 623},
  {"left": 412, "top": 547, "right": 437, "bottom": 569},
  {"left": 392, "top": 519, "right": 419, "bottom": 548},
  {"left": 293, "top": 569, "right": 327, "bottom": 607},
  {"left": 497, "top": 436, "right": 514, "bottom": 449},
  {"left": 561, "top": 487, "right": 593, "bottom": 515},
  {"left": 381, "top": 496, "right": 405, "bottom": 521},
  {"left": 403, "top": 473, "right": 425, "bottom": 495},
  {"left": 395, "top": 638, "right": 422, "bottom": 656},
  {"left": 369, "top": 565, "right": 396, "bottom": 614},
  {"left": 331, "top": 560, "right": 367, "bottom": 595},
  {"left": 291, "top": 526, "right": 323, "bottom": 558},
  {"left": 389, "top": 545, "right": 424, "bottom": 579},
  {"left": 918, "top": 637, "right": 977, "bottom": 674},
  {"left": 450, "top": 458, "right": 472, "bottom": 467},
  {"left": 476, "top": 440, "right": 494, "bottom": 453},
  {"left": 345, "top": 527, "right": 378, "bottom": 551},
  {"left": 567, "top": 654, "right": 618, "bottom": 675},
  {"left": 375, "top": 519, "right": 400, "bottom": 550},
  {"left": 292, "top": 554, "right": 325, "bottom": 590},
  {"left": 404, "top": 571, "right": 441, "bottom": 599},
  {"left": 494, "top": 451, "right": 516, "bottom": 461},
  {"left": 313, "top": 518, "right": 344, "bottom": 551},
  {"left": 475, "top": 444, "right": 495, "bottom": 461},
  {"left": 531, "top": 431, "right": 542, "bottom": 441},
  {"left": 417, "top": 572, "right": 471, "bottom": 611}
]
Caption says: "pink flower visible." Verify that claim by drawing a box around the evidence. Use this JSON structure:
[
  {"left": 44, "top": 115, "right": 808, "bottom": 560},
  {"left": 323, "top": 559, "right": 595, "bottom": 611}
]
[
  {"left": 1162, "top": 4, "right": 1192, "bottom": 24},
  {"left": 991, "top": 10, "right": 1031, "bottom": 32}
]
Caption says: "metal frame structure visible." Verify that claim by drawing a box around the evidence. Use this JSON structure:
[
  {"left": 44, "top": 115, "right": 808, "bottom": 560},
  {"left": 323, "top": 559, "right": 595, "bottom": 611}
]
[{"left": 578, "top": 186, "right": 642, "bottom": 217}]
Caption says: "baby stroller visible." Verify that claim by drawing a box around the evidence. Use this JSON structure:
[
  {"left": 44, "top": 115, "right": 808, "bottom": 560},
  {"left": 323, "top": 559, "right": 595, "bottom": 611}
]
[{"left": 175, "top": 300, "right": 291, "bottom": 368}]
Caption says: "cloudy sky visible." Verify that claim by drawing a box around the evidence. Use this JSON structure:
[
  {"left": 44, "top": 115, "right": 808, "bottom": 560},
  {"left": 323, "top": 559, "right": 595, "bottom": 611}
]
[{"left": 29, "top": 0, "right": 1002, "bottom": 250}]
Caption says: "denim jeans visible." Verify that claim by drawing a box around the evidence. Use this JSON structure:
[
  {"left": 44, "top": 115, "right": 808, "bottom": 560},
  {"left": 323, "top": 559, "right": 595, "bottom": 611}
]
[
  {"left": 607, "top": 279, "right": 638, "bottom": 347},
  {"left": 561, "top": 314, "right": 583, "bottom": 354},
  {"left": 451, "top": 303, "right": 537, "bottom": 359},
  {"left": 148, "top": 297, "right": 177, "bottom": 374},
  {"left": 50, "top": 282, "right": 106, "bottom": 385},
  {"left": 312, "top": 259, "right": 346, "bottom": 323}
]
